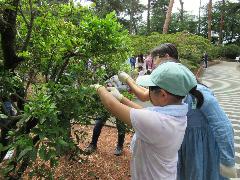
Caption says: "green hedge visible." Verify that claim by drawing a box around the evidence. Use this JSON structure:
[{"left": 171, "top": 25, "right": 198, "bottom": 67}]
[
  {"left": 130, "top": 32, "right": 217, "bottom": 70},
  {"left": 217, "top": 44, "right": 240, "bottom": 59}
]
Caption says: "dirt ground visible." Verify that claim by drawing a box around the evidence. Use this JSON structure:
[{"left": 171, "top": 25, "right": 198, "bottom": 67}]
[
  {"left": 54, "top": 124, "right": 133, "bottom": 180},
  {"left": 21, "top": 124, "right": 133, "bottom": 180},
  {"left": 1, "top": 125, "right": 133, "bottom": 180}
]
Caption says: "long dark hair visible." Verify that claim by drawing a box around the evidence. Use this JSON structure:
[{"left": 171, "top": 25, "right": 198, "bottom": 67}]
[
  {"left": 189, "top": 86, "right": 204, "bottom": 108},
  {"left": 151, "top": 43, "right": 179, "bottom": 62},
  {"left": 138, "top": 54, "right": 144, "bottom": 63},
  {"left": 149, "top": 85, "right": 204, "bottom": 109}
]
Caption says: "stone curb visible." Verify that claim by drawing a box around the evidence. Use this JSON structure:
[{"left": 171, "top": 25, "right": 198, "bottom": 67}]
[{"left": 195, "top": 60, "right": 221, "bottom": 79}]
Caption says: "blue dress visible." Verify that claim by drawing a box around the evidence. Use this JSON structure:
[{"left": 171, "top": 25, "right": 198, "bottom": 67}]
[{"left": 178, "top": 84, "right": 235, "bottom": 180}]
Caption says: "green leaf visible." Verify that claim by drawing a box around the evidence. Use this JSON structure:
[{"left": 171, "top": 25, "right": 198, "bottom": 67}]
[
  {"left": 17, "top": 146, "right": 33, "bottom": 161},
  {"left": 30, "top": 148, "right": 37, "bottom": 161},
  {"left": 0, "top": 143, "right": 3, "bottom": 152},
  {"left": 50, "top": 158, "right": 58, "bottom": 167},
  {"left": 0, "top": 114, "right": 8, "bottom": 119},
  {"left": 17, "top": 115, "right": 31, "bottom": 127},
  {"left": 58, "top": 139, "right": 68, "bottom": 147},
  {"left": 0, "top": 145, "right": 11, "bottom": 152},
  {"left": 1, "top": 165, "right": 14, "bottom": 175},
  {"left": 40, "top": 117, "right": 46, "bottom": 124},
  {"left": 8, "top": 131, "right": 15, "bottom": 136},
  {"left": 39, "top": 146, "right": 48, "bottom": 160}
]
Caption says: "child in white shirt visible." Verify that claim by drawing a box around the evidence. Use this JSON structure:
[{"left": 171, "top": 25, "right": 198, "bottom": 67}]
[{"left": 91, "top": 62, "right": 204, "bottom": 180}]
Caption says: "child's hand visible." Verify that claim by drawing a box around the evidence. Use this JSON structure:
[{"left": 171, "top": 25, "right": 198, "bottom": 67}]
[
  {"left": 118, "top": 72, "right": 131, "bottom": 83},
  {"left": 106, "top": 87, "right": 123, "bottom": 101},
  {"left": 220, "top": 163, "right": 237, "bottom": 178}
]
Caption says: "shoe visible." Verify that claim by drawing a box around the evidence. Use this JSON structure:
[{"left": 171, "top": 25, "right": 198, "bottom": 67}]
[
  {"left": 85, "top": 144, "right": 97, "bottom": 155},
  {"left": 114, "top": 146, "right": 123, "bottom": 156}
]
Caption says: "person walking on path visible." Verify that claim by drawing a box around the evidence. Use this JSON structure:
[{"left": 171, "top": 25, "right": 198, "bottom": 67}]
[
  {"left": 117, "top": 43, "right": 237, "bottom": 179},
  {"left": 203, "top": 52, "right": 208, "bottom": 68},
  {"left": 91, "top": 62, "right": 203, "bottom": 180},
  {"left": 85, "top": 75, "right": 128, "bottom": 156}
]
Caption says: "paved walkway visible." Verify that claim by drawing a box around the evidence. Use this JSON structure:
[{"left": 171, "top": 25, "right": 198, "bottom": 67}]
[{"left": 201, "top": 61, "right": 240, "bottom": 177}]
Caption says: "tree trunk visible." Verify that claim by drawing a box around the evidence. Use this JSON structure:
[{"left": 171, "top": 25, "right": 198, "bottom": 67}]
[
  {"left": 198, "top": 0, "right": 202, "bottom": 34},
  {"left": 147, "top": 0, "right": 151, "bottom": 34},
  {"left": 219, "top": 0, "right": 225, "bottom": 44},
  {"left": 207, "top": 0, "right": 212, "bottom": 41},
  {"left": 129, "top": 0, "right": 134, "bottom": 34},
  {"left": 162, "top": 0, "right": 174, "bottom": 34},
  {"left": 21, "top": 0, "right": 35, "bottom": 51},
  {"left": 133, "top": 20, "right": 138, "bottom": 34},
  {"left": 0, "top": 0, "right": 24, "bottom": 70},
  {"left": 179, "top": 0, "right": 184, "bottom": 22}
]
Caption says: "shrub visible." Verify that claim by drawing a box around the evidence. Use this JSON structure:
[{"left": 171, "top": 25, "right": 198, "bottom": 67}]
[
  {"left": 218, "top": 44, "right": 240, "bottom": 59},
  {"left": 130, "top": 32, "right": 213, "bottom": 70}
]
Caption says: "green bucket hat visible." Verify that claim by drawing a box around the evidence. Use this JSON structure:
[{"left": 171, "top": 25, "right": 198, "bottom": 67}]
[{"left": 136, "top": 62, "right": 197, "bottom": 96}]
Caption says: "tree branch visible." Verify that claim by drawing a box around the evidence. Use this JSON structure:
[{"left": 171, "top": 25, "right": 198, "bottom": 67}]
[
  {"left": 21, "top": 0, "right": 35, "bottom": 51},
  {"left": 19, "top": 2, "right": 29, "bottom": 27}
]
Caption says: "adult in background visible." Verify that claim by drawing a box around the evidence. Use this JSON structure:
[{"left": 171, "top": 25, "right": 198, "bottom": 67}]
[
  {"left": 203, "top": 51, "right": 208, "bottom": 68},
  {"left": 129, "top": 56, "right": 136, "bottom": 70},
  {"left": 117, "top": 43, "right": 237, "bottom": 179},
  {"left": 144, "top": 53, "right": 154, "bottom": 70},
  {"left": 85, "top": 75, "right": 128, "bottom": 156},
  {"left": 136, "top": 54, "right": 145, "bottom": 69},
  {"left": 137, "top": 66, "right": 145, "bottom": 77}
]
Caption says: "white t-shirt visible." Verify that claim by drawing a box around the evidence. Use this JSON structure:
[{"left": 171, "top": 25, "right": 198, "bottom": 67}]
[{"left": 130, "top": 104, "right": 188, "bottom": 180}]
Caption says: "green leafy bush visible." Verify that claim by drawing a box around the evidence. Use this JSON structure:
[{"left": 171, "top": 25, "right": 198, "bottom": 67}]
[
  {"left": 1, "top": 2, "right": 131, "bottom": 178},
  {"left": 130, "top": 32, "right": 214, "bottom": 70},
  {"left": 217, "top": 44, "right": 240, "bottom": 59}
]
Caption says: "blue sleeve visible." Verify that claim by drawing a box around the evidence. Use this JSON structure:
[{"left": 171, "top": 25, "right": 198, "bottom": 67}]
[{"left": 201, "top": 95, "right": 235, "bottom": 166}]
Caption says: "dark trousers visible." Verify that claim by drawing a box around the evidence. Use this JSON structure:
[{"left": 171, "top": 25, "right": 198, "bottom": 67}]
[
  {"left": 3, "top": 101, "right": 16, "bottom": 116},
  {"left": 204, "top": 60, "right": 208, "bottom": 68},
  {"left": 90, "top": 116, "right": 126, "bottom": 147},
  {"left": 130, "top": 63, "right": 135, "bottom": 69}
]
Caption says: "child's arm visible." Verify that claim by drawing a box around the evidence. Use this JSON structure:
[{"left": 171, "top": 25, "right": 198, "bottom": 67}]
[
  {"left": 118, "top": 72, "right": 150, "bottom": 102},
  {"left": 96, "top": 86, "right": 142, "bottom": 127},
  {"left": 126, "top": 78, "right": 149, "bottom": 101}
]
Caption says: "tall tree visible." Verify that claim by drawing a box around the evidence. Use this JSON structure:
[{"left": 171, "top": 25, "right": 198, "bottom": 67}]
[
  {"left": 207, "top": 0, "right": 212, "bottom": 41},
  {"left": 151, "top": 0, "right": 169, "bottom": 33},
  {"left": 211, "top": 1, "right": 240, "bottom": 44},
  {"left": 92, "top": 0, "right": 125, "bottom": 17},
  {"left": 93, "top": 0, "right": 144, "bottom": 34},
  {"left": 125, "top": 0, "right": 145, "bottom": 34},
  {"left": 163, "top": 0, "right": 175, "bottom": 34},
  {"left": 198, "top": 0, "right": 202, "bottom": 34},
  {"left": 219, "top": 0, "right": 225, "bottom": 44},
  {"left": 179, "top": 0, "right": 184, "bottom": 22},
  {"left": 169, "top": 12, "right": 198, "bottom": 34},
  {"left": 147, "top": 0, "right": 151, "bottom": 34},
  {"left": 129, "top": 0, "right": 134, "bottom": 34},
  {"left": 0, "top": 0, "right": 24, "bottom": 69}
]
